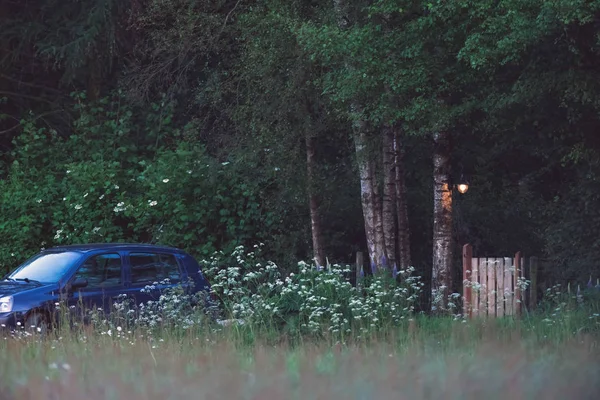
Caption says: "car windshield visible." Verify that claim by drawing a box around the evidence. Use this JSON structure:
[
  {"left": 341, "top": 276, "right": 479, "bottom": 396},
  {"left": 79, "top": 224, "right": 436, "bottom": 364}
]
[{"left": 6, "top": 251, "right": 83, "bottom": 284}]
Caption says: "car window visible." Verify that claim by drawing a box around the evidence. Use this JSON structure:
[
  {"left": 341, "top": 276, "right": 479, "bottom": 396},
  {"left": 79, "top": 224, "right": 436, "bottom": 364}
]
[
  {"left": 129, "top": 252, "right": 181, "bottom": 285},
  {"left": 8, "top": 251, "right": 83, "bottom": 283},
  {"left": 73, "top": 253, "right": 122, "bottom": 289}
]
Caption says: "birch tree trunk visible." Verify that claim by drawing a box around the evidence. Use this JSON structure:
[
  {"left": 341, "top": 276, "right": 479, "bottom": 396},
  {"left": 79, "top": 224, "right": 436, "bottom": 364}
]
[
  {"left": 353, "top": 124, "right": 385, "bottom": 273},
  {"left": 432, "top": 130, "right": 453, "bottom": 311},
  {"left": 306, "top": 134, "right": 325, "bottom": 268},
  {"left": 333, "top": 0, "right": 386, "bottom": 273},
  {"left": 372, "top": 147, "right": 386, "bottom": 271},
  {"left": 382, "top": 124, "right": 397, "bottom": 270},
  {"left": 394, "top": 127, "right": 412, "bottom": 270}
]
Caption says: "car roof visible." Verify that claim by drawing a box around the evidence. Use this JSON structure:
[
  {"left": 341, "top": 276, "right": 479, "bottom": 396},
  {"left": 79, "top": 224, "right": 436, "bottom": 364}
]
[{"left": 44, "top": 243, "right": 186, "bottom": 254}]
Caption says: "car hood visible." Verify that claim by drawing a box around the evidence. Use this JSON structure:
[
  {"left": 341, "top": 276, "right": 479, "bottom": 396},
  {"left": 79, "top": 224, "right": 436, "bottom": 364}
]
[{"left": 0, "top": 281, "right": 57, "bottom": 297}]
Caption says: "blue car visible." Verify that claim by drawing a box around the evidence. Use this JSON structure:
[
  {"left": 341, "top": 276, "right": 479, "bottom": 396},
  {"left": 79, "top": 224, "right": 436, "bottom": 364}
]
[{"left": 0, "top": 243, "right": 213, "bottom": 332}]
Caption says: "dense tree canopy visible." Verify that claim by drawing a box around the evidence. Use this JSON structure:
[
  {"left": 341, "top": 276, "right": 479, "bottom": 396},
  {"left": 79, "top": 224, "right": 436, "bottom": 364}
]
[{"left": 2, "top": 0, "right": 600, "bottom": 300}]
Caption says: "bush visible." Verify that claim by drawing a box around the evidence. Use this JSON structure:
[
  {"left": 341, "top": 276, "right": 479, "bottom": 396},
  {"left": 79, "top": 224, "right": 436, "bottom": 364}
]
[
  {"left": 201, "top": 245, "right": 424, "bottom": 338},
  {"left": 0, "top": 91, "right": 279, "bottom": 272}
]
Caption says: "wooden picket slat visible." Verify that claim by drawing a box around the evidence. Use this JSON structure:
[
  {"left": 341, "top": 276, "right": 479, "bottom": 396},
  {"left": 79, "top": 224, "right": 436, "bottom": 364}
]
[
  {"left": 462, "top": 245, "right": 538, "bottom": 319},
  {"left": 487, "top": 258, "right": 496, "bottom": 317},
  {"left": 480, "top": 257, "right": 488, "bottom": 315},
  {"left": 514, "top": 252, "right": 522, "bottom": 315},
  {"left": 506, "top": 257, "right": 512, "bottom": 315},
  {"left": 504, "top": 257, "right": 514, "bottom": 315},
  {"left": 496, "top": 258, "right": 505, "bottom": 317},
  {"left": 471, "top": 257, "right": 480, "bottom": 316}
]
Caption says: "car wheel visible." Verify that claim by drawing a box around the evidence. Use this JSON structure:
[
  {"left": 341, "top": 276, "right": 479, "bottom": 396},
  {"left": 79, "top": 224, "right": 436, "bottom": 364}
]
[{"left": 24, "top": 312, "right": 50, "bottom": 336}]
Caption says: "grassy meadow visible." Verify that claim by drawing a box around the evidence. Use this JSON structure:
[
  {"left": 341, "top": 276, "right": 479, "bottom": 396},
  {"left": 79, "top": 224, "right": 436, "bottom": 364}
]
[
  {"left": 2, "top": 247, "right": 599, "bottom": 399},
  {"left": 1, "top": 312, "right": 599, "bottom": 400}
]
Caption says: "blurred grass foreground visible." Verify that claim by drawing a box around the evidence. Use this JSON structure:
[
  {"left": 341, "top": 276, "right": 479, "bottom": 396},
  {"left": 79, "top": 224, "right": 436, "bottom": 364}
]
[
  {"left": 1, "top": 245, "right": 599, "bottom": 399},
  {"left": 1, "top": 316, "right": 599, "bottom": 400}
]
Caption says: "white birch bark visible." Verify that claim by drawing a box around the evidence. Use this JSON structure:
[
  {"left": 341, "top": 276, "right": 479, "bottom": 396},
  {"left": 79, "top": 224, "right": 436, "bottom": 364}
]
[
  {"left": 432, "top": 130, "right": 453, "bottom": 311},
  {"left": 353, "top": 124, "right": 382, "bottom": 272},
  {"left": 333, "top": 0, "right": 386, "bottom": 273}
]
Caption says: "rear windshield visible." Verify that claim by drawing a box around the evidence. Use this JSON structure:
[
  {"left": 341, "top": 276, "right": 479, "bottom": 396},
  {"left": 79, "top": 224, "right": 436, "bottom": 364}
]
[{"left": 7, "top": 251, "right": 83, "bottom": 284}]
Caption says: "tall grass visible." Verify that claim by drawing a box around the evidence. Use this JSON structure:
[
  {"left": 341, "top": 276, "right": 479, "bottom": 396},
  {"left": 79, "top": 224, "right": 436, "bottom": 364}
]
[
  {"left": 1, "top": 245, "right": 599, "bottom": 399},
  {"left": 1, "top": 313, "right": 598, "bottom": 400}
]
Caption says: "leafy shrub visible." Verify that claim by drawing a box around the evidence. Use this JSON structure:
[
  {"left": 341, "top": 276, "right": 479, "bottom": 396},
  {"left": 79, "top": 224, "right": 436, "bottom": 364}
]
[
  {"left": 0, "top": 91, "right": 279, "bottom": 272},
  {"left": 202, "top": 245, "right": 424, "bottom": 338}
]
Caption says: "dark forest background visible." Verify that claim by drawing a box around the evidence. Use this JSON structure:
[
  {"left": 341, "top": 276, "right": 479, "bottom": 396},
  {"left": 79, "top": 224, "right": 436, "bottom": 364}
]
[{"left": 2, "top": 0, "right": 600, "bottom": 300}]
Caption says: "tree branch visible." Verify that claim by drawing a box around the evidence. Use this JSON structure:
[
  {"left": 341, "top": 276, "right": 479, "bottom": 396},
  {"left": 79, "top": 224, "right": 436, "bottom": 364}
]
[
  {"left": 0, "top": 110, "right": 64, "bottom": 135},
  {"left": 213, "top": 0, "right": 242, "bottom": 45},
  {"left": 0, "top": 91, "right": 58, "bottom": 105},
  {"left": 0, "top": 73, "right": 64, "bottom": 94}
]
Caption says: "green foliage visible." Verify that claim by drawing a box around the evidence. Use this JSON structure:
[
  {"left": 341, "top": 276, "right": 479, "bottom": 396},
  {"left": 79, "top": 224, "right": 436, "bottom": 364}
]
[
  {"left": 202, "top": 245, "right": 423, "bottom": 339},
  {"left": 0, "top": 92, "right": 279, "bottom": 272},
  {"left": 0, "top": 0, "right": 128, "bottom": 85},
  {"left": 2, "top": 0, "right": 600, "bottom": 289}
]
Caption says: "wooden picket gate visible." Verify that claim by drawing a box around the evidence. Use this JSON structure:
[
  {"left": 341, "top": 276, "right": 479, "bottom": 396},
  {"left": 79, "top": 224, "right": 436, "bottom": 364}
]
[{"left": 462, "top": 244, "right": 538, "bottom": 318}]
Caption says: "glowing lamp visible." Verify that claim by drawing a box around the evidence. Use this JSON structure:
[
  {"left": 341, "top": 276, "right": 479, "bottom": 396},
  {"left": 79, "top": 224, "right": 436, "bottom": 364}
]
[{"left": 455, "top": 175, "right": 469, "bottom": 194}]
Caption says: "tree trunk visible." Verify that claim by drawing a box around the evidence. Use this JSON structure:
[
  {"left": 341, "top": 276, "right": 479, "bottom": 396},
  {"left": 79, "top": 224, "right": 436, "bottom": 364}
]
[
  {"left": 394, "top": 127, "right": 412, "bottom": 271},
  {"left": 432, "top": 130, "right": 453, "bottom": 311},
  {"left": 354, "top": 123, "right": 385, "bottom": 273},
  {"left": 333, "top": 0, "right": 386, "bottom": 274},
  {"left": 372, "top": 154, "right": 386, "bottom": 270},
  {"left": 306, "top": 134, "right": 325, "bottom": 268},
  {"left": 382, "top": 124, "right": 397, "bottom": 270}
]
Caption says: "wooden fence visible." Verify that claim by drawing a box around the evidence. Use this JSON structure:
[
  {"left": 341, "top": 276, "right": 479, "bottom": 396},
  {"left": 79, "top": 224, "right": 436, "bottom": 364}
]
[{"left": 462, "top": 244, "right": 538, "bottom": 318}]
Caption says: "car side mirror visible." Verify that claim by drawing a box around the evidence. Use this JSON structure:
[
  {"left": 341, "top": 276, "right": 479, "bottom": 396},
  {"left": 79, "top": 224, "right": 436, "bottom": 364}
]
[{"left": 70, "top": 277, "right": 88, "bottom": 290}]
